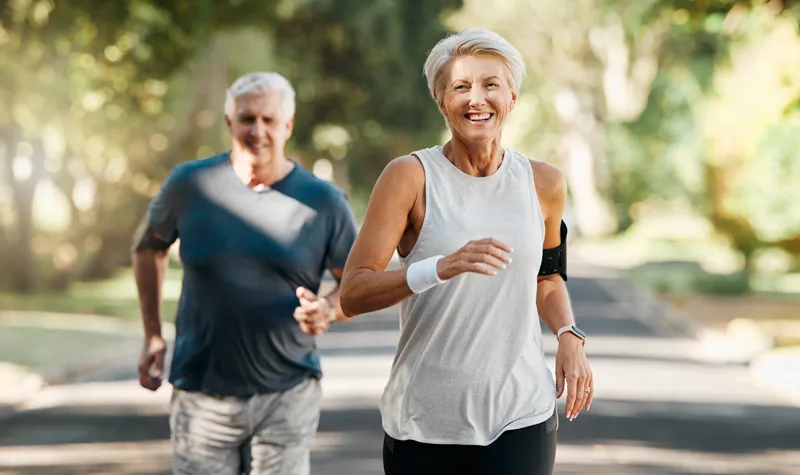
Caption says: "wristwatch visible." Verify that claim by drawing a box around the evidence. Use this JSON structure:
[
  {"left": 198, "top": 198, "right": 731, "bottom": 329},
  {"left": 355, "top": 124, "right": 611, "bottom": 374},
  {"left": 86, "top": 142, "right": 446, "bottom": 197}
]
[{"left": 557, "top": 325, "right": 586, "bottom": 343}]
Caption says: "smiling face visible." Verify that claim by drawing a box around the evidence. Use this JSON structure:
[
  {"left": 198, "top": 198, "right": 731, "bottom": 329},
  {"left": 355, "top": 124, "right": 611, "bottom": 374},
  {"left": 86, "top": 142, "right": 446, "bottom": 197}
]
[
  {"left": 438, "top": 54, "right": 517, "bottom": 145},
  {"left": 225, "top": 91, "right": 294, "bottom": 165}
]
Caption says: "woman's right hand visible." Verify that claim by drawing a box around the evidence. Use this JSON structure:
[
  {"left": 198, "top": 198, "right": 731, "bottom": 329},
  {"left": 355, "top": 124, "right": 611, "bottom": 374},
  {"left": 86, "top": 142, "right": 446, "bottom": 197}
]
[{"left": 437, "top": 238, "right": 513, "bottom": 280}]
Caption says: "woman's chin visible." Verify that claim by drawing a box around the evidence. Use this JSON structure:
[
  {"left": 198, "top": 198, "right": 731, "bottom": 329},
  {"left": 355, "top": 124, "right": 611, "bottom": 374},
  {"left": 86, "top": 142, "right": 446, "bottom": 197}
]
[{"left": 455, "top": 131, "right": 499, "bottom": 145}]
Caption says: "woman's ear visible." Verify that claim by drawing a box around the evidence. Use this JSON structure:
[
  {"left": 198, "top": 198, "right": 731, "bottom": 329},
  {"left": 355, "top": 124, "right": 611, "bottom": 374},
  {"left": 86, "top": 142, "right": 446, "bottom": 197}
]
[{"left": 437, "top": 99, "right": 446, "bottom": 114}]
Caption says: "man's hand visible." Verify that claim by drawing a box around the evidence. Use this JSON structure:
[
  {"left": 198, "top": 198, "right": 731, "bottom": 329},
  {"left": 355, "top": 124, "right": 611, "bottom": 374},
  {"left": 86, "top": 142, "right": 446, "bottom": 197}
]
[
  {"left": 138, "top": 334, "right": 167, "bottom": 391},
  {"left": 294, "top": 287, "right": 334, "bottom": 336},
  {"left": 555, "top": 333, "right": 593, "bottom": 421}
]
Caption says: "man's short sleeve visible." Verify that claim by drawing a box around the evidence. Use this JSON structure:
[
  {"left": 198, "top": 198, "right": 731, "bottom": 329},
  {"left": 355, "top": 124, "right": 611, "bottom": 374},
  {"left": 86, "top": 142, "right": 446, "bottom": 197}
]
[
  {"left": 132, "top": 167, "right": 186, "bottom": 252},
  {"left": 324, "top": 189, "right": 358, "bottom": 270}
]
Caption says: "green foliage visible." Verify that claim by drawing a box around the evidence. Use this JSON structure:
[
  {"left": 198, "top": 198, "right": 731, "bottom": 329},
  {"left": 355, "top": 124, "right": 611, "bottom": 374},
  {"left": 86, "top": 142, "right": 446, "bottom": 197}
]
[
  {"left": 3, "top": 0, "right": 799, "bottom": 297},
  {"left": 0, "top": 0, "right": 462, "bottom": 292},
  {"left": 605, "top": 1, "right": 800, "bottom": 272},
  {"left": 270, "top": 0, "right": 462, "bottom": 191},
  {"left": 0, "top": 0, "right": 256, "bottom": 291}
]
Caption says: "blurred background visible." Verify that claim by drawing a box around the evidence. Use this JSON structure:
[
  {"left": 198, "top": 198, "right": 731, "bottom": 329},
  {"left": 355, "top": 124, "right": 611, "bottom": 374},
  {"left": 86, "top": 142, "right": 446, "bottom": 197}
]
[{"left": 1, "top": 0, "right": 799, "bottom": 474}]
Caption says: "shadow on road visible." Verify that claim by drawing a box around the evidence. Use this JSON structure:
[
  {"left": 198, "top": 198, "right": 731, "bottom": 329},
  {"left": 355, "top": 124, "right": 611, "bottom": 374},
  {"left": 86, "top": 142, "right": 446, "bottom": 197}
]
[
  {"left": 0, "top": 405, "right": 170, "bottom": 446},
  {"left": 2, "top": 276, "right": 799, "bottom": 474},
  {"left": 4, "top": 395, "right": 799, "bottom": 454},
  {"left": 2, "top": 395, "right": 799, "bottom": 475}
]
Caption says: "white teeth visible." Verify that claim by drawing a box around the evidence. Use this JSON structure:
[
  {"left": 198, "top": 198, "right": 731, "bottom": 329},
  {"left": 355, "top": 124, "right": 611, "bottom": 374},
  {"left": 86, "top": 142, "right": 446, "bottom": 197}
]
[{"left": 467, "top": 113, "right": 491, "bottom": 121}]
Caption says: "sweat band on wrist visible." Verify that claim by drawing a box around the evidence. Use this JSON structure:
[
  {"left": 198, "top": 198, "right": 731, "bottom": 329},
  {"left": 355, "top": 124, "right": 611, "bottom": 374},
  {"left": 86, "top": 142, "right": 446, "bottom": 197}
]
[{"left": 406, "top": 255, "right": 445, "bottom": 294}]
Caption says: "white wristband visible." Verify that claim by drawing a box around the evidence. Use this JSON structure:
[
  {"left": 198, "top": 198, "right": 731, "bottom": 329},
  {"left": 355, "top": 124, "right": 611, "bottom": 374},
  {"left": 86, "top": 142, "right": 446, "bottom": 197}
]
[{"left": 406, "top": 255, "right": 446, "bottom": 294}]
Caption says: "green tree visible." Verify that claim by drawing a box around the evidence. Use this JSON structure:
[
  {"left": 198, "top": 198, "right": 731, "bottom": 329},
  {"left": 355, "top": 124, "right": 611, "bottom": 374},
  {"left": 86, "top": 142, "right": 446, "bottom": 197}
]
[
  {"left": 698, "top": 4, "right": 800, "bottom": 272},
  {"left": 0, "top": 0, "right": 462, "bottom": 292},
  {"left": 0, "top": 0, "right": 235, "bottom": 291},
  {"left": 627, "top": 1, "right": 800, "bottom": 276},
  {"left": 268, "top": 0, "right": 462, "bottom": 209}
]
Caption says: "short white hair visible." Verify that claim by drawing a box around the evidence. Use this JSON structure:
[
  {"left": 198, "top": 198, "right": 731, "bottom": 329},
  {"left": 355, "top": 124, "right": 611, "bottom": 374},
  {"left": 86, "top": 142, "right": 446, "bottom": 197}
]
[
  {"left": 423, "top": 29, "right": 526, "bottom": 103},
  {"left": 224, "top": 72, "right": 296, "bottom": 119}
]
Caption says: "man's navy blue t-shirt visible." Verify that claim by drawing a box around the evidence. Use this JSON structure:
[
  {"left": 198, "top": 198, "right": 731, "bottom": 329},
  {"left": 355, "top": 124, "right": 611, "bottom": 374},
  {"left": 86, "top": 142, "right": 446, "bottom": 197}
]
[{"left": 137, "top": 153, "right": 358, "bottom": 396}]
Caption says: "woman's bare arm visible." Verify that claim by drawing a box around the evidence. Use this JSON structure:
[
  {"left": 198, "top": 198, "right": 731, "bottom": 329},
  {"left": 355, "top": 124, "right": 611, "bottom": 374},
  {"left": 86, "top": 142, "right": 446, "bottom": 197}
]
[
  {"left": 339, "top": 156, "right": 423, "bottom": 317},
  {"left": 341, "top": 154, "right": 514, "bottom": 317},
  {"left": 531, "top": 160, "right": 594, "bottom": 418},
  {"left": 532, "top": 161, "right": 576, "bottom": 335}
]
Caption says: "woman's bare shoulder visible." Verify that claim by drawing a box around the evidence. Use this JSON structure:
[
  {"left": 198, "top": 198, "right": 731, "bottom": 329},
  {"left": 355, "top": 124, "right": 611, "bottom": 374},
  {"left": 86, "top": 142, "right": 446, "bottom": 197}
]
[
  {"left": 375, "top": 154, "right": 425, "bottom": 192},
  {"left": 367, "top": 154, "right": 426, "bottom": 210},
  {"left": 528, "top": 158, "right": 567, "bottom": 211},
  {"left": 384, "top": 154, "right": 424, "bottom": 178}
]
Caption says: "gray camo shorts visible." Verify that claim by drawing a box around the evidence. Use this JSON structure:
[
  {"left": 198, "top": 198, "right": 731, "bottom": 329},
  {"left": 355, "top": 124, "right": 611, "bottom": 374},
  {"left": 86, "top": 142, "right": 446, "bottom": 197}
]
[{"left": 169, "top": 377, "right": 322, "bottom": 475}]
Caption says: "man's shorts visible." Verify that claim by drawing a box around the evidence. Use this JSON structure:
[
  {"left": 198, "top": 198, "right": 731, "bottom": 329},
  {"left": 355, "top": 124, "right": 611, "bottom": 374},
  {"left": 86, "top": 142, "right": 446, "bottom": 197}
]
[{"left": 169, "top": 377, "right": 322, "bottom": 475}]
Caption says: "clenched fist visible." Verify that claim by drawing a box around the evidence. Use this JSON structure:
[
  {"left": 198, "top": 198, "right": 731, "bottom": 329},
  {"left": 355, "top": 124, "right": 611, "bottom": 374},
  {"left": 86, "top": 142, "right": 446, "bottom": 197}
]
[{"left": 293, "top": 287, "right": 335, "bottom": 336}]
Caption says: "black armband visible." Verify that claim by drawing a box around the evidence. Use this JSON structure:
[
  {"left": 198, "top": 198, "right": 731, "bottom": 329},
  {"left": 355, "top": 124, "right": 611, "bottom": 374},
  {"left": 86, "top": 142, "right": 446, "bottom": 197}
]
[{"left": 538, "top": 220, "right": 568, "bottom": 281}]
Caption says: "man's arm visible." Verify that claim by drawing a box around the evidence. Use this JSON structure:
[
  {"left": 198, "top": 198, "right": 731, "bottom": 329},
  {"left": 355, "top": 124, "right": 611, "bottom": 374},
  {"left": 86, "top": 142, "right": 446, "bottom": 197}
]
[
  {"left": 131, "top": 167, "right": 183, "bottom": 391},
  {"left": 133, "top": 248, "right": 169, "bottom": 339},
  {"left": 132, "top": 233, "right": 173, "bottom": 391},
  {"left": 293, "top": 182, "right": 360, "bottom": 335}
]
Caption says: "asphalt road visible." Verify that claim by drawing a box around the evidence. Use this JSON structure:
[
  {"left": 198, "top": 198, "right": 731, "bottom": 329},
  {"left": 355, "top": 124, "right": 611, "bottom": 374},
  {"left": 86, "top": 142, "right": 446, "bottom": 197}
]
[{"left": 1, "top": 275, "right": 799, "bottom": 475}]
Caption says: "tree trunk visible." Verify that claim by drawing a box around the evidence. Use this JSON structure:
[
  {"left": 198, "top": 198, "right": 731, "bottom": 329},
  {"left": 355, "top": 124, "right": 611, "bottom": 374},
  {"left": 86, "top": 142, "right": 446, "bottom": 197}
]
[
  {"left": 554, "top": 89, "right": 617, "bottom": 238},
  {"left": 0, "top": 125, "right": 43, "bottom": 292}
]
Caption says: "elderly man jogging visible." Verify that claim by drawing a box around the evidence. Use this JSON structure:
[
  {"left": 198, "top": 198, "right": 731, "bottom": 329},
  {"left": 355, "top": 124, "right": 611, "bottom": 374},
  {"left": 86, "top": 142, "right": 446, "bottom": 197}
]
[{"left": 132, "top": 71, "right": 358, "bottom": 475}]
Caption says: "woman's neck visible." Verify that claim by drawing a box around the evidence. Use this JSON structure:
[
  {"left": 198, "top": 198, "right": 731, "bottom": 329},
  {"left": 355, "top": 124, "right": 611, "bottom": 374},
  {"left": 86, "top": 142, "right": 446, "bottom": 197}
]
[{"left": 442, "top": 137, "right": 504, "bottom": 177}]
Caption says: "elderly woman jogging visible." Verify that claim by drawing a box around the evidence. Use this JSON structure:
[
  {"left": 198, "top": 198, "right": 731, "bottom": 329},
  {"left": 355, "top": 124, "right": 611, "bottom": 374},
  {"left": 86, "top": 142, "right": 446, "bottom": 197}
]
[{"left": 339, "top": 29, "right": 594, "bottom": 475}]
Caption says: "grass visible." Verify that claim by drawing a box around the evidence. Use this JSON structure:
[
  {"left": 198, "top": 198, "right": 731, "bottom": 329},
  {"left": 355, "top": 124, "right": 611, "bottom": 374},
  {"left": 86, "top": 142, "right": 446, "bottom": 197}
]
[
  {"left": 570, "top": 214, "right": 800, "bottom": 299},
  {"left": 0, "top": 325, "right": 138, "bottom": 371},
  {"left": 0, "top": 266, "right": 181, "bottom": 374},
  {"left": 0, "top": 265, "right": 183, "bottom": 321}
]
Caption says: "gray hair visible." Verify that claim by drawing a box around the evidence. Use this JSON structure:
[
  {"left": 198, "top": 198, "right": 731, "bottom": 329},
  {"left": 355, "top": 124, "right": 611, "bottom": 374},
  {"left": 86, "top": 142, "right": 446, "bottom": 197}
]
[
  {"left": 224, "top": 72, "right": 296, "bottom": 119},
  {"left": 423, "top": 29, "right": 526, "bottom": 103}
]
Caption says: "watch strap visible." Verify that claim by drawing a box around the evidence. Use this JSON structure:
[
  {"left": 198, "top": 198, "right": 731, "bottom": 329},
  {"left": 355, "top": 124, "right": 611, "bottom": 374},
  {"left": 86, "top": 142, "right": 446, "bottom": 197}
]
[{"left": 557, "top": 324, "right": 585, "bottom": 340}]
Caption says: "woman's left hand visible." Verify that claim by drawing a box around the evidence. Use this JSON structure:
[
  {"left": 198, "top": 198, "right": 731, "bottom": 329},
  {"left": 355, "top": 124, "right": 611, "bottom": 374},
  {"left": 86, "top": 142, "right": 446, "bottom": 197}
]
[{"left": 555, "top": 333, "right": 593, "bottom": 421}]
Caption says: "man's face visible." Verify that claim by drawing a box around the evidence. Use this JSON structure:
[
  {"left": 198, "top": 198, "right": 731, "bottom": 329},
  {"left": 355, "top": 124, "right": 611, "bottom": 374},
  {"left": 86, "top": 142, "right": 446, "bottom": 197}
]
[{"left": 225, "top": 91, "right": 294, "bottom": 164}]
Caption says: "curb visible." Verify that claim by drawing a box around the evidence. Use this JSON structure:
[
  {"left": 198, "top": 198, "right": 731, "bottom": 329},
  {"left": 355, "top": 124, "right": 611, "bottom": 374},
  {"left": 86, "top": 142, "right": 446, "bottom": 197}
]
[
  {"left": 0, "top": 362, "right": 44, "bottom": 417},
  {"left": 750, "top": 346, "right": 800, "bottom": 406}
]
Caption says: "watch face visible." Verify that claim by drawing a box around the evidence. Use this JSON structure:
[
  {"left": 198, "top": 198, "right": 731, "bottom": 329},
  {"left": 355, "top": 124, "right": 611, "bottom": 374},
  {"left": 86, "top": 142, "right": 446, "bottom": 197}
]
[{"left": 571, "top": 326, "right": 587, "bottom": 339}]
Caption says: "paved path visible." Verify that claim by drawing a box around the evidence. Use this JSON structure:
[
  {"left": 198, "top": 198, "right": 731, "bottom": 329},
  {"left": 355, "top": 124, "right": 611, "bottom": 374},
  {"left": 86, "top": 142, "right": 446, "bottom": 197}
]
[{"left": 1, "top": 275, "right": 799, "bottom": 474}]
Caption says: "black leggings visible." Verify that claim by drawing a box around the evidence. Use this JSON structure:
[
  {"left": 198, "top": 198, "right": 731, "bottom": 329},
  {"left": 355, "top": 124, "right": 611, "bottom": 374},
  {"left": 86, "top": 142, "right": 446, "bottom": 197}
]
[{"left": 383, "top": 410, "right": 558, "bottom": 475}]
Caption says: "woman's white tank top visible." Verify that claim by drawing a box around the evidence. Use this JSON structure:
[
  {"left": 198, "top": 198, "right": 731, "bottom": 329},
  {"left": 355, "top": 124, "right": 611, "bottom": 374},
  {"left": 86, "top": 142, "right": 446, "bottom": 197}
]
[{"left": 380, "top": 145, "right": 556, "bottom": 445}]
